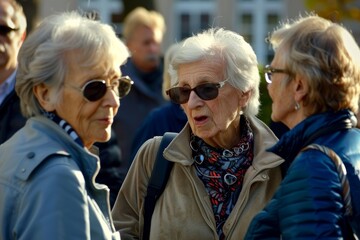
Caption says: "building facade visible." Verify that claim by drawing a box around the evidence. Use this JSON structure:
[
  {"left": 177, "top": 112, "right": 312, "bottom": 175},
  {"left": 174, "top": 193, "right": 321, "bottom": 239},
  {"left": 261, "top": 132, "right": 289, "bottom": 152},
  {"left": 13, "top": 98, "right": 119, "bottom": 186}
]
[{"left": 31, "top": 0, "right": 360, "bottom": 65}]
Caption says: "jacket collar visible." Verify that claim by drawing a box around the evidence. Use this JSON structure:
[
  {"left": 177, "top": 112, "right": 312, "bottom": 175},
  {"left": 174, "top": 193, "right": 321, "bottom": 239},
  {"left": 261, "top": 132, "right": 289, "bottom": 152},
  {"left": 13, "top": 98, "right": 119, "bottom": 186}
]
[
  {"left": 163, "top": 115, "right": 283, "bottom": 170},
  {"left": 269, "top": 109, "right": 356, "bottom": 161}
]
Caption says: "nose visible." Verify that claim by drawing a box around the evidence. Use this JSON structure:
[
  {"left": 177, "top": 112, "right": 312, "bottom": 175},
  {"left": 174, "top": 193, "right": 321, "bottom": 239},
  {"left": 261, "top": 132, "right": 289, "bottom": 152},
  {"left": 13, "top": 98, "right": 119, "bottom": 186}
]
[
  {"left": 104, "top": 88, "right": 120, "bottom": 109},
  {"left": 186, "top": 90, "right": 204, "bottom": 109}
]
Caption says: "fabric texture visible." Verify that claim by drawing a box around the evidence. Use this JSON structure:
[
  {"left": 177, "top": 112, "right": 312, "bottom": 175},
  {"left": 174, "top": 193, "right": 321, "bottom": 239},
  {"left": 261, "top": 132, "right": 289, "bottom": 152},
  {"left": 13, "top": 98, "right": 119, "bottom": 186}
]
[
  {"left": 112, "top": 116, "right": 283, "bottom": 240},
  {"left": 130, "top": 102, "right": 187, "bottom": 162},
  {"left": 0, "top": 89, "right": 26, "bottom": 144},
  {"left": 112, "top": 58, "right": 167, "bottom": 172},
  {"left": 0, "top": 116, "right": 120, "bottom": 239},
  {"left": 245, "top": 109, "right": 360, "bottom": 239}
]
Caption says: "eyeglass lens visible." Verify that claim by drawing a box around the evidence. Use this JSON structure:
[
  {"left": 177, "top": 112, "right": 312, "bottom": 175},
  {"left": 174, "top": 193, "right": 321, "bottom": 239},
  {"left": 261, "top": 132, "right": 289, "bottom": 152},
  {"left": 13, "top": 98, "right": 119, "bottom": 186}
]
[
  {"left": 167, "top": 82, "right": 220, "bottom": 104},
  {"left": 83, "top": 77, "right": 133, "bottom": 102},
  {"left": 0, "top": 25, "right": 18, "bottom": 36}
]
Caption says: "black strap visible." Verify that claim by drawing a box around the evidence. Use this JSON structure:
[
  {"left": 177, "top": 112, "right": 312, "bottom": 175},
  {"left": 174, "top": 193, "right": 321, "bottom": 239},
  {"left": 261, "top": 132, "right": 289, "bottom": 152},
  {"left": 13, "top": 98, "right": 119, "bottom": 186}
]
[{"left": 143, "top": 132, "right": 177, "bottom": 240}]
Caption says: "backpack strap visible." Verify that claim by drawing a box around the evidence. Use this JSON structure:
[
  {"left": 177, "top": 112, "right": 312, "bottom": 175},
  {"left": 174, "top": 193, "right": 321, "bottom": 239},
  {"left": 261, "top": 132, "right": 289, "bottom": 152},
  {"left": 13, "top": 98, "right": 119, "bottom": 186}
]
[
  {"left": 301, "top": 144, "right": 352, "bottom": 216},
  {"left": 143, "top": 132, "right": 177, "bottom": 240}
]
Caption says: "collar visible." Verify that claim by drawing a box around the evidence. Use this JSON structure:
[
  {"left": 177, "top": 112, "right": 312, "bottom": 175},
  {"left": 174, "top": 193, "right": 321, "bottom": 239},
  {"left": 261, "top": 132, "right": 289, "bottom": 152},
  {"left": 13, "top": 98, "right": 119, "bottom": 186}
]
[{"left": 269, "top": 109, "right": 356, "bottom": 161}]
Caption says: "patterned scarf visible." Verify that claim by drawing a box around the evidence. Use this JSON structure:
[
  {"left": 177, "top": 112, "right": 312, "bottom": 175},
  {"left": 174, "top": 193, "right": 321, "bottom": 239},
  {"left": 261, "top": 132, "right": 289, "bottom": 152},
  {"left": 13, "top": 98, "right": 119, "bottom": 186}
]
[{"left": 190, "top": 115, "right": 254, "bottom": 239}]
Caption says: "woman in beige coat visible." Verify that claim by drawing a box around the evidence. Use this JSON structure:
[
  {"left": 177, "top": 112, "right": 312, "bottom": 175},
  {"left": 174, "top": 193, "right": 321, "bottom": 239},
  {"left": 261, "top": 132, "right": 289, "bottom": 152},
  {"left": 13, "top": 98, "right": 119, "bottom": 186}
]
[{"left": 112, "top": 28, "right": 283, "bottom": 240}]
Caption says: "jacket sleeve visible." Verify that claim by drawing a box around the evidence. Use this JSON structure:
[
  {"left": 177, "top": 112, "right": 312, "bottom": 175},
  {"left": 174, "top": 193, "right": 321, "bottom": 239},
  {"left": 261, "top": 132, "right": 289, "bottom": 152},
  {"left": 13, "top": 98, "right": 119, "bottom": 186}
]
[
  {"left": 112, "top": 137, "right": 160, "bottom": 240},
  {"left": 246, "top": 150, "right": 345, "bottom": 239},
  {"left": 15, "top": 156, "right": 92, "bottom": 239}
]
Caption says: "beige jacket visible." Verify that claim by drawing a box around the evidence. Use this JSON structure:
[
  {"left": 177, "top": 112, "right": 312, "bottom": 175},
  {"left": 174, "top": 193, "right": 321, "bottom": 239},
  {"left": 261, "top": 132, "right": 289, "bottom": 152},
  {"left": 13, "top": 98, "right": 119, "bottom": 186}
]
[{"left": 112, "top": 116, "right": 283, "bottom": 240}]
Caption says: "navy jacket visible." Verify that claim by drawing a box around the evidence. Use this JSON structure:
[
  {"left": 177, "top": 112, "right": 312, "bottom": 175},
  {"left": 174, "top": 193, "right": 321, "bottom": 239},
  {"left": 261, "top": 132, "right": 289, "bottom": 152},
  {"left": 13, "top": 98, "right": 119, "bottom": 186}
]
[
  {"left": 245, "top": 110, "right": 360, "bottom": 239},
  {"left": 130, "top": 102, "right": 187, "bottom": 161},
  {"left": 0, "top": 90, "right": 26, "bottom": 144},
  {"left": 112, "top": 59, "right": 166, "bottom": 168}
]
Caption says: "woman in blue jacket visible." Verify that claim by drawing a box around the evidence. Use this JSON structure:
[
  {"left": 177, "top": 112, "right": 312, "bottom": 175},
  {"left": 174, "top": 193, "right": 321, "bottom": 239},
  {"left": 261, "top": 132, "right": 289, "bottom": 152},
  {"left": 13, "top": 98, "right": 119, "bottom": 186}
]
[
  {"left": 0, "top": 11, "right": 133, "bottom": 239},
  {"left": 245, "top": 15, "right": 360, "bottom": 239}
]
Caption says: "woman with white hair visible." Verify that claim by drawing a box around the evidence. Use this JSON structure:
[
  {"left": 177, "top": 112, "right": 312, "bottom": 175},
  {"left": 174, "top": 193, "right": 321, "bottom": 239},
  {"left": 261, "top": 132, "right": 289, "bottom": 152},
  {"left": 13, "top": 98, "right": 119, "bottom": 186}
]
[
  {"left": 0, "top": 11, "right": 133, "bottom": 239},
  {"left": 112, "top": 28, "right": 283, "bottom": 240}
]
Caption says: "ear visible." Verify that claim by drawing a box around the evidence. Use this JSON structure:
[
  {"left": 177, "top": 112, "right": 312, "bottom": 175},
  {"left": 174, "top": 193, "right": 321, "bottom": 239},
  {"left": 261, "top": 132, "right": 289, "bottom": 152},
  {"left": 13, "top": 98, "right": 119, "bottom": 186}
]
[
  {"left": 293, "top": 75, "right": 308, "bottom": 102},
  {"left": 33, "top": 83, "right": 56, "bottom": 112},
  {"left": 20, "top": 31, "right": 26, "bottom": 42},
  {"left": 239, "top": 90, "right": 251, "bottom": 107}
]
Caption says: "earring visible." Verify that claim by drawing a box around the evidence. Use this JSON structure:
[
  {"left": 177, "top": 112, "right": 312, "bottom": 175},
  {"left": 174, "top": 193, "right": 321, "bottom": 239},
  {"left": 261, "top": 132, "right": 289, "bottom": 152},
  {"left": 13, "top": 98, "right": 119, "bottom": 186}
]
[{"left": 294, "top": 102, "right": 300, "bottom": 111}]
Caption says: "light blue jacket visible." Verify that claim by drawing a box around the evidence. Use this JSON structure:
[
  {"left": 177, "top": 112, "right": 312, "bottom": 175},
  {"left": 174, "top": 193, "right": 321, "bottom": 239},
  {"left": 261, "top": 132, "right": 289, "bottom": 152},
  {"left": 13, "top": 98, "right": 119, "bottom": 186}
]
[{"left": 0, "top": 116, "right": 120, "bottom": 240}]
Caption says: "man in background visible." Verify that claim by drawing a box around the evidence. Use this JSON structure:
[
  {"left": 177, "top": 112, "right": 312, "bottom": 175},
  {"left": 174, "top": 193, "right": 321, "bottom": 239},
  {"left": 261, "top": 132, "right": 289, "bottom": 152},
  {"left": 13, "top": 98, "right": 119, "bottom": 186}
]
[
  {"left": 0, "top": 0, "right": 26, "bottom": 144},
  {"left": 112, "top": 7, "right": 167, "bottom": 176}
]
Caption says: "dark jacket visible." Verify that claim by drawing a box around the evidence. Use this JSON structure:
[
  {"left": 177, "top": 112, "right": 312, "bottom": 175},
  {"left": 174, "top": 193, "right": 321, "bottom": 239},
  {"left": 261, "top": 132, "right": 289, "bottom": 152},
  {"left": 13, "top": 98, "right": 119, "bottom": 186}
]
[
  {"left": 130, "top": 102, "right": 187, "bottom": 161},
  {"left": 112, "top": 58, "right": 166, "bottom": 169},
  {"left": 0, "top": 90, "right": 26, "bottom": 144},
  {"left": 245, "top": 110, "right": 360, "bottom": 239},
  {"left": 95, "top": 129, "right": 126, "bottom": 208}
]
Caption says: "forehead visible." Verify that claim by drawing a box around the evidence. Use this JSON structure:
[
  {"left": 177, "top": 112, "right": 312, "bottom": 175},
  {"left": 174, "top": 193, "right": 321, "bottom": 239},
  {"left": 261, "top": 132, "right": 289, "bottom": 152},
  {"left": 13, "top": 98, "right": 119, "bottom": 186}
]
[
  {"left": 131, "top": 25, "right": 162, "bottom": 43},
  {"left": 0, "top": 1, "right": 17, "bottom": 28},
  {"left": 64, "top": 50, "right": 120, "bottom": 81},
  {"left": 178, "top": 58, "right": 225, "bottom": 83}
]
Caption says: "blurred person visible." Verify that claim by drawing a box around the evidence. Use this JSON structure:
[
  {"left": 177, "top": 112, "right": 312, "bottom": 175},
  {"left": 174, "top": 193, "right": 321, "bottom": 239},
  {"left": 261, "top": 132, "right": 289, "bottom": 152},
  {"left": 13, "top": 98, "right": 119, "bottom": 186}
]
[
  {"left": 112, "top": 28, "right": 283, "bottom": 240},
  {"left": 129, "top": 41, "right": 187, "bottom": 161},
  {"left": 245, "top": 15, "right": 360, "bottom": 239},
  {"left": 0, "top": 0, "right": 26, "bottom": 144},
  {"left": 112, "top": 7, "right": 167, "bottom": 176},
  {"left": 0, "top": 11, "right": 133, "bottom": 239}
]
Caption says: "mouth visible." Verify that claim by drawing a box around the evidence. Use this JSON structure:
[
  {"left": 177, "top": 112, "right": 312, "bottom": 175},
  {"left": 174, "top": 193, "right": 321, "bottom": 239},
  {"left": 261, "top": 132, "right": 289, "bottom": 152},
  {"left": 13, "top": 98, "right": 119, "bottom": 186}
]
[
  {"left": 98, "top": 117, "right": 113, "bottom": 125},
  {"left": 193, "top": 115, "right": 208, "bottom": 125}
]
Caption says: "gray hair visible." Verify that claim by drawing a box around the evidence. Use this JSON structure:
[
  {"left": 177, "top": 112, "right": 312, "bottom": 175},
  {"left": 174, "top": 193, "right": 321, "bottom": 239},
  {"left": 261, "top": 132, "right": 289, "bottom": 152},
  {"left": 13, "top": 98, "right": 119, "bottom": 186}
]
[
  {"left": 268, "top": 14, "right": 360, "bottom": 115},
  {"left": 169, "top": 28, "right": 260, "bottom": 116},
  {"left": 16, "top": 11, "right": 129, "bottom": 118}
]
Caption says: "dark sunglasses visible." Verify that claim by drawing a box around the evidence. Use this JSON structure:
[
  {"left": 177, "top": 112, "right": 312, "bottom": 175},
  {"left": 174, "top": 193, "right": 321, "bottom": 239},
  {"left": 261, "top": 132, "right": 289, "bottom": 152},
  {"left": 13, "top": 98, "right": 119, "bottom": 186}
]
[
  {"left": 166, "top": 79, "right": 228, "bottom": 104},
  {"left": 0, "top": 25, "right": 19, "bottom": 36},
  {"left": 70, "top": 76, "right": 133, "bottom": 102}
]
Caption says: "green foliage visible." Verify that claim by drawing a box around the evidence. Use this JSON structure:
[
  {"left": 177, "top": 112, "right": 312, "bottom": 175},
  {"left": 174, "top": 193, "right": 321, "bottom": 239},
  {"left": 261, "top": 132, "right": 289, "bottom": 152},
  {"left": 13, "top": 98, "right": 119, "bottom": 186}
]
[{"left": 257, "top": 65, "right": 273, "bottom": 125}]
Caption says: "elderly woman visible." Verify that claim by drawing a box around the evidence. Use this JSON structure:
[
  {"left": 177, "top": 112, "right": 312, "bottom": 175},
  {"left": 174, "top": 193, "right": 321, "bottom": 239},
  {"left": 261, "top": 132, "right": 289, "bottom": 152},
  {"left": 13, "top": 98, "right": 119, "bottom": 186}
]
[
  {"left": 245, "top": 15, "right": 360, "bottom": 239},
  {"left": 0, "top": 11, "right": 133, "bottom": 239},
  {"left": 112, "top": 28, "right": 283, "bottom": 239}
]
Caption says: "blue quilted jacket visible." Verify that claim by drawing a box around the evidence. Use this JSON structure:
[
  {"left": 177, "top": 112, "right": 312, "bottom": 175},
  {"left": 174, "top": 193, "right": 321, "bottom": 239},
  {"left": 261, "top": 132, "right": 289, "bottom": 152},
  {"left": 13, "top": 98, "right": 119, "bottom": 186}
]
[{"left": 245, "top": 110, "right": 360, "bottom": 239}]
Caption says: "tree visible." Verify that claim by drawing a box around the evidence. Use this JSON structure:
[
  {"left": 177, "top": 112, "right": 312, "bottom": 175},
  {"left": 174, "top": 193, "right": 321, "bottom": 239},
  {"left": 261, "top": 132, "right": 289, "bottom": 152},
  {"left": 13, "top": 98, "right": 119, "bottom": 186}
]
[{"left": 305, "top": 0, "right": 360, "bottom": 22}]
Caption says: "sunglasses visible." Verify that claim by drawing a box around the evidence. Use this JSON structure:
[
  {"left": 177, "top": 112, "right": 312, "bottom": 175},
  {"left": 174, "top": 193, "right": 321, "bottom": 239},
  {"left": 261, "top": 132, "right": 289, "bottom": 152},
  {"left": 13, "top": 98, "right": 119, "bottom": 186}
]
[
  {"left": 166, "top": 79, "right": 228, "bottom": 104},
  {"left": 264, "top": 65, "right": 289, "bottom": 84},
  {"left": 0, "top": 25, "right": 19, "bottom": 36},
  {"left": 69, "top": 76, "right": 134, "bottom": 102}
]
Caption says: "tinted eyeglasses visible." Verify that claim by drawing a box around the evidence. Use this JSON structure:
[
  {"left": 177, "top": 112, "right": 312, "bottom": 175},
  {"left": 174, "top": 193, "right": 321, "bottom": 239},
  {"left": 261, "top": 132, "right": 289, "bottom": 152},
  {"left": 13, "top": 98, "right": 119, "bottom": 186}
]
[
  {"left": 166, "top": 79, "right": 228, "bottom": 104},
  {"left": 264, "top": 65, "right": 289, "bottom": 83},
  {"left": 69, "top": 76, "right": 134, "bottom": 102},
  {"left": 0, "top": 25, "right": 19, "bottom": 36}
]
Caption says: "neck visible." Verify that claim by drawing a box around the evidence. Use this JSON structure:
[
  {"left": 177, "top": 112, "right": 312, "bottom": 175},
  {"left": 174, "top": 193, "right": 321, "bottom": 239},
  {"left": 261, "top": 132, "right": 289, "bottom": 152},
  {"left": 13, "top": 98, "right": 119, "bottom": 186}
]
[{"left": 0, "top": 67, "right": 16, "bottom": 84}]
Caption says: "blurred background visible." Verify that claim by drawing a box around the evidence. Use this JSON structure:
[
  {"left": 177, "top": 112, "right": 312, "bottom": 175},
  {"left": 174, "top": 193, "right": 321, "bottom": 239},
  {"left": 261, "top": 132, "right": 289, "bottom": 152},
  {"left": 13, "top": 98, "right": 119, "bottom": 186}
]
[{"left": 18, "top": 0, "right": 360, "bottom": 123}]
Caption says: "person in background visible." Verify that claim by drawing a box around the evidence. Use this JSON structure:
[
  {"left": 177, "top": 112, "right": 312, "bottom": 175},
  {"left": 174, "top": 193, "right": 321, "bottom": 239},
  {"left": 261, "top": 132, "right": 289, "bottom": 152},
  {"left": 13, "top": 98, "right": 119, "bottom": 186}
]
[
  {"left": 129, "top": 41, "right": 187, "bottom": 161},
  {"left": 245, "top": 14, "right": 360, "bottom": 239},
  {"left": 112, "top": 28, "right": 283, "bottom": 240},
  {"left": 0, "top": 0, "right": 26, "bottom": 144},
  {"left": 0, "top": 11, "right": 132, "bottom": 239},
  {"left": 112, "top": 7, "right": 167, "bottom": 177}
]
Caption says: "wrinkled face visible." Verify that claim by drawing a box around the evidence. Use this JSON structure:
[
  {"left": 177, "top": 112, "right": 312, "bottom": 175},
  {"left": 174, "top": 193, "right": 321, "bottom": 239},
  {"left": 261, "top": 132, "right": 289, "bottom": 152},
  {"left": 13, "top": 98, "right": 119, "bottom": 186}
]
[
  {"left": 126, "top": 25, "right": 163, "bottom": 72},
  {"left": 179, "top": 58, "right": 247, "bottom": 147},
  {"left": 0, "top": 1, "right": 24, "bottom": 75},
  {"left": 54, "top": 51, "right": 121, "bottom": 148},
  {"left": 267, "top": 50, "right": 295, "bottom": 127}
]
